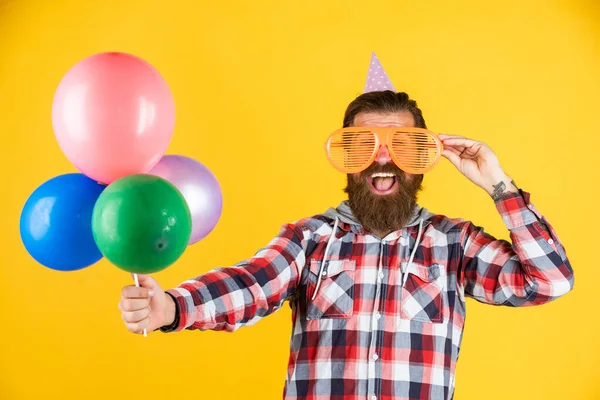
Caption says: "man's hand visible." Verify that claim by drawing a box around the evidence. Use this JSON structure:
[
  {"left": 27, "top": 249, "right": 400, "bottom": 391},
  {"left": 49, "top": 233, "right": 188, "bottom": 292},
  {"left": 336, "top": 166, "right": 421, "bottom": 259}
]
[
  {"left": 438, "top": 134, "right": 518, "bottom": 200},
  {"left": 118, "top": 274, "right": 176, "bottom": 334}
]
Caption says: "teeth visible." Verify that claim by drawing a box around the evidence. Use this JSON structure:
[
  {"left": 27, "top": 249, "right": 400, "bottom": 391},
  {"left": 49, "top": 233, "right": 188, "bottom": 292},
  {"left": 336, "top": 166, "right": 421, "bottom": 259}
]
[{"left": 370, "top": 172, "right": 395, "bottom": 178}]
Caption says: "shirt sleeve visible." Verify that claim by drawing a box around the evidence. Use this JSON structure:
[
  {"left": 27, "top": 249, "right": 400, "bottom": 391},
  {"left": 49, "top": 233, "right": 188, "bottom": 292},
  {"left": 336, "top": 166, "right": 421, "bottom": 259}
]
[
  {"left": 159, "top": 223, "right": 309, "bottom": 332},
  {"left": 459, "top": 189, "right": 574, "bottom": 306}
]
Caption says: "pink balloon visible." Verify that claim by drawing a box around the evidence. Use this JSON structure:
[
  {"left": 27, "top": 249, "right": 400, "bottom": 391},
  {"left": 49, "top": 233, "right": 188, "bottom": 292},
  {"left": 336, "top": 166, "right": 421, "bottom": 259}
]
[
  {"left": 148, "top": 155, "right": 223, "bottom": 244},
  {"left": 52, "top": 52, "right": 176, "bottom": 184}
]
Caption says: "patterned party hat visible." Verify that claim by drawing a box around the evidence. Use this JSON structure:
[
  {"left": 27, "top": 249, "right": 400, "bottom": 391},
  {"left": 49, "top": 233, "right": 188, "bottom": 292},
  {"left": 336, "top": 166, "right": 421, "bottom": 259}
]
[{"left": 363, "top": 52, "right": 396, "bottom": 93}]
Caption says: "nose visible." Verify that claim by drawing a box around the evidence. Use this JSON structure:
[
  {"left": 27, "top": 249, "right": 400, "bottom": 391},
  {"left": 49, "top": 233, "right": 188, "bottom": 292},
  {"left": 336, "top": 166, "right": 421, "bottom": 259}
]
[{"left": 375, "top": 145, "right": 392, "bottom": 165}]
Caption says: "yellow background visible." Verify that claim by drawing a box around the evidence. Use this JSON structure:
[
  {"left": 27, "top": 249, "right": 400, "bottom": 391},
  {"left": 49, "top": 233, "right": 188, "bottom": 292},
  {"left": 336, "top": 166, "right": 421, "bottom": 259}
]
[{"left": 1, "top": 0, "right": 598, "bottom": 399}]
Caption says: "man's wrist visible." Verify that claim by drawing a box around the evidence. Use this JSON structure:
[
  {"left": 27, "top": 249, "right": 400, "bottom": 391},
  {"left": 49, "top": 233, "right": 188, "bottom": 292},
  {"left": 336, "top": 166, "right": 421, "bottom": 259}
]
[
  {"left": 163, "top": 291, "right": 177, "bottom": 327},
  {"left": 484, "top": 174, "right": 519, "bottom": 201}
]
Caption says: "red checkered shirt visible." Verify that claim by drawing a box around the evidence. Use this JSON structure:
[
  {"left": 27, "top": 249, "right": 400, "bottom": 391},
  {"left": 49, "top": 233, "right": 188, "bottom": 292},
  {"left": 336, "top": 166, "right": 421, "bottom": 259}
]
[{"left": 161, "top": 190, "right": 574, "bottom": 400}]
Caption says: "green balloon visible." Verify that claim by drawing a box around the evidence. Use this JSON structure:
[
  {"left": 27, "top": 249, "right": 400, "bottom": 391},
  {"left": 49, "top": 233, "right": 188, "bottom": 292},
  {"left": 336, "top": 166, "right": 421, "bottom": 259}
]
[{"left": 92, "top": 174, "right": 192, "bottom": 274}]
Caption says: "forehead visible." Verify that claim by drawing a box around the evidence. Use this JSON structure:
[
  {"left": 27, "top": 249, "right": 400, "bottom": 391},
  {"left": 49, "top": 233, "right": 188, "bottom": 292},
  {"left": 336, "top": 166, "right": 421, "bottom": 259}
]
[{"left": 353, "top": 111, "right": 415, "bottom": 127}]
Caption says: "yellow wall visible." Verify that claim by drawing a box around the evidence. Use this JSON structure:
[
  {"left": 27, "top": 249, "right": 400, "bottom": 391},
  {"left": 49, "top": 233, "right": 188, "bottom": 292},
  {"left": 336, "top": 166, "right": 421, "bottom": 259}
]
[{"left": 1, "top": 0, "right": 598, "bottom": 399}]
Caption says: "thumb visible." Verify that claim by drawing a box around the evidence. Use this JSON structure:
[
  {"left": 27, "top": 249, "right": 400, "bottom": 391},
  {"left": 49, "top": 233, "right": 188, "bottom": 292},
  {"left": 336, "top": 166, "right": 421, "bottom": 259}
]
[
  {"left": 442, "top": 149, "right": 461, "bottom": 169},
  {"left": 132, "top": 274, "right": 161, "bottom": 291}
]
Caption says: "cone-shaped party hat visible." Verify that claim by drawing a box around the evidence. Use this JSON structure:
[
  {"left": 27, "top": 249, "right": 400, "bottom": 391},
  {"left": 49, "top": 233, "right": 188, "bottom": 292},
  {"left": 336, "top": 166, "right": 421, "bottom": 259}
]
[{"left": 363, "top": 52, "right": 396, "bottom": 93}]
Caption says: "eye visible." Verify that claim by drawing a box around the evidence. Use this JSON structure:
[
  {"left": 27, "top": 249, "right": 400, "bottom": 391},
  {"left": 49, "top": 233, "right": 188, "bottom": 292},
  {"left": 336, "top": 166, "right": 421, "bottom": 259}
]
[
  {"left": 350, "top": 132, "right": 375, "bottom": 146},
  {"left": 326, "top": 129, "right": 377, "bottom": 173}
]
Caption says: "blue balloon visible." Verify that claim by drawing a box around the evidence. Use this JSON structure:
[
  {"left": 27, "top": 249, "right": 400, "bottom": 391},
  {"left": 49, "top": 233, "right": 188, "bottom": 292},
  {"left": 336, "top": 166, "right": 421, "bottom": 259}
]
[{"left": 20, "top": 173, "right": 106, "bottom": 271}]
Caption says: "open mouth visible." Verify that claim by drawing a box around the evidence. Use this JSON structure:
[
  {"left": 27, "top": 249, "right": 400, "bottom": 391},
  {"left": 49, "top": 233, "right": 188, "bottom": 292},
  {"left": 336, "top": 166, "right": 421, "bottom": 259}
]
[{"left": 368, "top": 172, "right": 398, "bottom": 195}]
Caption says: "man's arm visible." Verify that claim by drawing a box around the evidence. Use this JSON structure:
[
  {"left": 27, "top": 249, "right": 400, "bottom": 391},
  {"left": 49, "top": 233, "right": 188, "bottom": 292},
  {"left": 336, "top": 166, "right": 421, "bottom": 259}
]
[
  {"left": 438, "top": 135, "right": 574, "bottom": 305},
  {"left": 458, "top": 182, "right": 573, "bottom": 306},
  {"left": 159, "top": 223, "right": 309, "bottom": 333}
]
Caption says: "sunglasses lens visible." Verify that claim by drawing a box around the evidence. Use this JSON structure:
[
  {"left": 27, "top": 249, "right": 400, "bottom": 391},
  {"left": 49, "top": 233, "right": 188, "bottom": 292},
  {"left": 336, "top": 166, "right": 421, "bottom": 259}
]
[
  {"left": 391, "top": 130, "right": 441, "bottom": 173},
  {"left": 327, "top": 129, "right": 376, "bottom": 173}
]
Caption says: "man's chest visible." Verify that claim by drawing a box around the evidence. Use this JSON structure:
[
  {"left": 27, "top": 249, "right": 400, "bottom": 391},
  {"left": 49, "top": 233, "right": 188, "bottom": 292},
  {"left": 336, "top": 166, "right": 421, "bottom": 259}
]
[{"left": 297, "top": 230, "right": 462, "bottom": 325}]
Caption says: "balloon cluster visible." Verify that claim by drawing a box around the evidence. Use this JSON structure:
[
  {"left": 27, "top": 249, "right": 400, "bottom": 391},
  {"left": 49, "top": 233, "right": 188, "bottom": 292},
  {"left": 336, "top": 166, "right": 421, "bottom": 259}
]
[{"left": 20, "top": 52, "right": 223, "bottom": 275}]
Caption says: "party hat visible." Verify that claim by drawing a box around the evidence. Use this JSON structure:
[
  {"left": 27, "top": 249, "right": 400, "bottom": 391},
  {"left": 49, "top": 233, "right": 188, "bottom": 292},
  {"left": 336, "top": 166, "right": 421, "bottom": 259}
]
[{"left": 363, "top": 52, "right": 396, "bottom": 93}]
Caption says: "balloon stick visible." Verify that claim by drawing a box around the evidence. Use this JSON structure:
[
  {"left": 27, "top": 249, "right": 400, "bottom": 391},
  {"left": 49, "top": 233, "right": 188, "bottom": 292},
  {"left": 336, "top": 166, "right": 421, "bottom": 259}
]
[{"left": 133, "top": 273, "right": 147, "bottom": 337}]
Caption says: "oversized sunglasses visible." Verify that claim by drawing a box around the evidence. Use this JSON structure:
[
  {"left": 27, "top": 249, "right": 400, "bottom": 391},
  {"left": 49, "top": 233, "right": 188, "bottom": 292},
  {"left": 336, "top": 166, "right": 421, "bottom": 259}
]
[{"left": 324, "top": 126, "right": 443, "bottom": 174}]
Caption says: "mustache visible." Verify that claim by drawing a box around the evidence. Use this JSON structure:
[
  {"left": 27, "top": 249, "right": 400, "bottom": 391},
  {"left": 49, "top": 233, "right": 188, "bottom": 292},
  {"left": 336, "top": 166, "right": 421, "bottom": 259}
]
[{"left": 358, "top": 163, "right": 408, "bottom": 181}]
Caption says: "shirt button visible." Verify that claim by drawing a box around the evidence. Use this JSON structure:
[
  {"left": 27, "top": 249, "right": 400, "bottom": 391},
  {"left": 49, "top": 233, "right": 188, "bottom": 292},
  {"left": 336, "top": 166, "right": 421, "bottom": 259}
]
[
  {"left": 379, "top": 272, "right": 384, "bottom": 280},
  {"left": 548, "top": 238, "right": 554, "bottom": 245},
  {"left": 372, "top": 396, "right": 377, "bottom": 400},
  {"left": 321, "top": 270, "right": 327, "bottom": 277},
  {"left": 373, "top": 353, "right": 379, "bottom": 360},
  {"left": 375, "top": 312, "right": 381, "bottom": 320}
]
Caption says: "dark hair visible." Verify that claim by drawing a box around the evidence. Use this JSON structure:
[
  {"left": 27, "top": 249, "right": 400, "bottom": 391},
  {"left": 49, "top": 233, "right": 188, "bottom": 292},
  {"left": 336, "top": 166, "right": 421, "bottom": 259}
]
[{"left": 342, "top": 91, "right": 427, "bottom": 129}]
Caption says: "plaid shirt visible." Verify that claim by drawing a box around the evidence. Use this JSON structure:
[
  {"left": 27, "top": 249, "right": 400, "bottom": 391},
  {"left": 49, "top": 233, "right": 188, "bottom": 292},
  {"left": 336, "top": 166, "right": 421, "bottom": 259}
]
[{"left": 161, "top": 189, "right": 573, "bottom": 400}]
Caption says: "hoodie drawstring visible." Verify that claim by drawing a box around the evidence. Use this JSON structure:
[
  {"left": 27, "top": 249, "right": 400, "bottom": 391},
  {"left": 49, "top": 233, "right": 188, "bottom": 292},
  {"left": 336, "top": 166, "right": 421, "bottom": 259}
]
[
  {"left": 311, "top": 216, "right": 425, "bottom": 300},
  {"left": 402, "top": 217, "right": 424, "bottom": 287},
  {"left": 311, "top": 216, "right": 339, "bottom": 300}
]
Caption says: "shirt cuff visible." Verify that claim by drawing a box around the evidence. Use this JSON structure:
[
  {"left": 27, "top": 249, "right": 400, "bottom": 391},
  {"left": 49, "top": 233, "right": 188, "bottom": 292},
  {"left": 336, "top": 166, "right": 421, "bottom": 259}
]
[
  {"left": 158, "top": 287, "right": 207, "bottom": 333},
  {"left": 494, "top": 189, "right": 542, "bottom": 230}
]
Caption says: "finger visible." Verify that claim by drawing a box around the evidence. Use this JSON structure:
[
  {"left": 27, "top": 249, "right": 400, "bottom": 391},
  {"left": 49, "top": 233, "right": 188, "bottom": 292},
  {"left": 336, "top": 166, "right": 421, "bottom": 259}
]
[
  {"left": 125, "top": 316, "right": 151, "bottom": 334},
  {"left": 120, "top": 297, "right": 151, "bottom": 311},
  {"left": 121, "top": 285, "right": 154, "bottom": 299},
  {"left": 440, "top": 137, "right": 479, "bottom": 147},
  {"left": 442, "top": 149, "right": 462, "bottom": 168},
  {"left": 438, "top": 134, "right": 465, "bottom": 140},
  {"left": 122, "top": 307, "right": 151, "bottom": 323},
  {"left": 442, "top": 145, "right": 464, "bottom": 155},
  {"left": 443, "top": 146, "right": 469, "bottom": 159},
  {"left": 135, "top": 274, "right": 159, "bottom": 290}
]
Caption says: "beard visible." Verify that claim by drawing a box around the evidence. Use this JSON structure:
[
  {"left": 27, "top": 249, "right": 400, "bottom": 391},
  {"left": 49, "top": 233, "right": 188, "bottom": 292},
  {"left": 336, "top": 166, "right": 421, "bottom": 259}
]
[{"left": 344, "top": 163, "right": 423, "bottom": 235}]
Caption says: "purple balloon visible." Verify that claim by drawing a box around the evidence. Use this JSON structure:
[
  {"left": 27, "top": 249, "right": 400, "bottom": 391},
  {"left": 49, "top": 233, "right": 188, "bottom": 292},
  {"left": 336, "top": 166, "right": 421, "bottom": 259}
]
[{"left": 148, "top": 155, "right": 223, "bottom": 244}]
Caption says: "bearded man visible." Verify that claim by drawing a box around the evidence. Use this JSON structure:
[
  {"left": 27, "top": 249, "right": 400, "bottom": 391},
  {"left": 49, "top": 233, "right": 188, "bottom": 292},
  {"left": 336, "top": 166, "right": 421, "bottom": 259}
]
[{"left": 118, "top": 54, "right": 574, "bottom": 400}]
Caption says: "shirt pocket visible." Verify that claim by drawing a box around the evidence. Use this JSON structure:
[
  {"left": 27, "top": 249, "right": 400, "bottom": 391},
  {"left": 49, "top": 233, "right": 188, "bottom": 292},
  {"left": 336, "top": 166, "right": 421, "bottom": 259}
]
[
  {"left": 306, "top": 258, "right": 356, "bottom": 320},
  {"left": 399, "top": 262, "right": 445, "bottom": 324}
]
